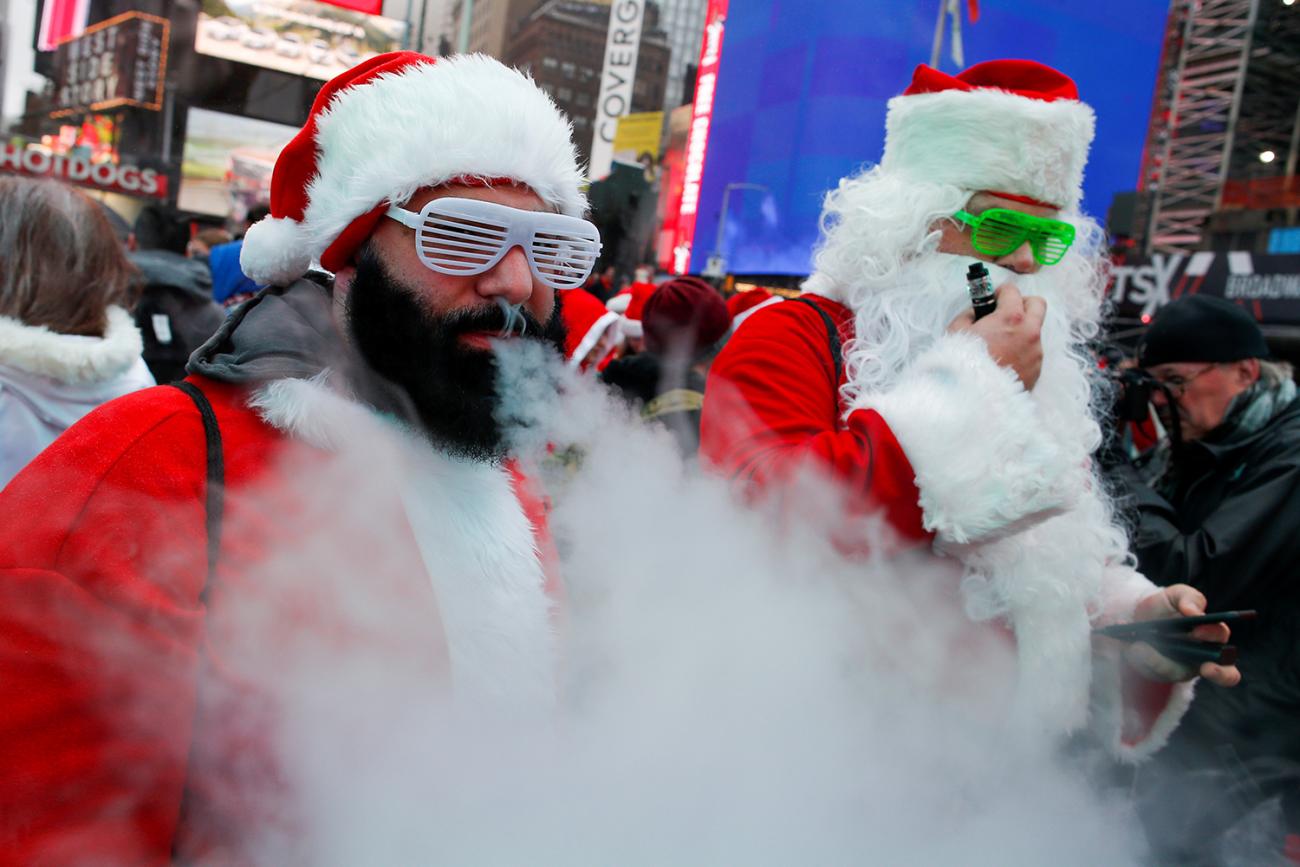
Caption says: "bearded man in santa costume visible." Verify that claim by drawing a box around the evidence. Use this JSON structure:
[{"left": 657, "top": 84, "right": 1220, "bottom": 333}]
[
  {"left": 700, "top": 59, "right": 1240, "bottom": 757},
  {"left": 0, "top": 52, "right": 592, "bottom": 863}
]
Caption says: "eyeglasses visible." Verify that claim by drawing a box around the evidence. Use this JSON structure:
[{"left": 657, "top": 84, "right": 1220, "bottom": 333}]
[
  {"left": 1151, "top": 364, "right": 1218, "bottom": 397},
  {"left": 385, "top": 197, "right": 602, "bottom": 290},
  {"left": 952, "top": 208, "right": 1076, "bottom": 265}
]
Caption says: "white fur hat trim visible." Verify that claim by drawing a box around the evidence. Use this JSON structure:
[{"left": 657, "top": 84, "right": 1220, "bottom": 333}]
[
  {"left": 881, "top": 87, "right": 1095, "bottom": 210},
  {"left": 241, "top": 216, "right": 313, "bottom": 285}
]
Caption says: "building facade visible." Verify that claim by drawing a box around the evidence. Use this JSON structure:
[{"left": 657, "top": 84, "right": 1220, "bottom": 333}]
[
  {"left": 653, "top": 0, "right": 704, "bottom": 112},
  {"left": 445, "top": 0, "right": 541, "bottom": 57}
]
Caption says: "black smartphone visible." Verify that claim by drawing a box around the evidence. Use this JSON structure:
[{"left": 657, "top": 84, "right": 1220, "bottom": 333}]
[{"left": 1093, "top": 609, "right": 1257, "bottom": 640}]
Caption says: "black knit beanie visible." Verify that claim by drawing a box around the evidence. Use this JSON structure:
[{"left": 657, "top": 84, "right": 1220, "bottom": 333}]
[{"left": 1138, "top": 296, "right": 1270, "bottom": 368}]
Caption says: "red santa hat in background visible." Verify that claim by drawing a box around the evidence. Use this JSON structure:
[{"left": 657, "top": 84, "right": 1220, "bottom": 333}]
[
  {"left": 881, "top": 59, "right": 1094, "bottom": 211},
  {"left": 240, "top": 51, "right": 586, "bottom": 285},
  {"left": 557, "top": 287, "right": 621, "bottom": 369},
  {"left": 726, "top": 288, "right": 783, "bottom": 333},
  {"left": 642, "top": 276, "right": 731, "bottom": 356},
  {"left": 606, "top": 280, "right": 656, "bottom": 340}
]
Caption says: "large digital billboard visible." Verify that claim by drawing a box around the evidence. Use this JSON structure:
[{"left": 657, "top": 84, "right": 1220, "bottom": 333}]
[
  {"left": 195, "top": 0, "right": 407, "bottom": 82},
  {"left": 688, "top": 0, "right": 1169, "bottom": 276},
  {"left": 177, "top": 107, "right": 297, "bottom": 219}
]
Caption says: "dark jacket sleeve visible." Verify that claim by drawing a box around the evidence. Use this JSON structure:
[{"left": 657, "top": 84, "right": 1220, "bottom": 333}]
[
  {"left": 1119, "top": 449, "right": 1300, "bottom": 607},
  {"left": 0, "top": 387, "right": 211, "bottom": 866}
]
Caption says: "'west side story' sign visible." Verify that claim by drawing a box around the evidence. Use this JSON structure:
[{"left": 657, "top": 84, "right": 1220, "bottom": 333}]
[{"left": 51, "top": 11, "right": 169, "bottom": 117}]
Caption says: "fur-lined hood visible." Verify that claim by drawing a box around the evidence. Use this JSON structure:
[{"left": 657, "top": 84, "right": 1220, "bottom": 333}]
[
  {"left": 0, "top": 307, "right": 154, "bottom": 487},
  {"left": 0, "top": 307, "right": 146, "bottom": 385}
]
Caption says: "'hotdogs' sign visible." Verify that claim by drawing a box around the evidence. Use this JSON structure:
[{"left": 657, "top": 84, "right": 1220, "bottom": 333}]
[{"left": 0, "top": 141, "right": 168, "bottom": 199}]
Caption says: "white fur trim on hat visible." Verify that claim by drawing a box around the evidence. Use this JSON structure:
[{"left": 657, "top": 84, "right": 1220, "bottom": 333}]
[
  {"left": 240, "top": 216, "right": 313, "bottom": 286},
  {"left": 854, "top": 332, "right": 1081, "bottom": 544},
  {"left": 606, "top": 293, "right": 631, "bottom": 315},
  {"left": 619, "top": 316, "right": 643, "bottom": 339},
  {"left": 730, "top": 295, "right": 784, "bottom": 333},
  {"left": 568, "top": 310, "right": 621, "bottom": 368},
  {"left": 881, "top": 88, "right": 1095, "bottom": 210},
  {"left": 305, "top": 54, "right": 585, "bottom": 259}
]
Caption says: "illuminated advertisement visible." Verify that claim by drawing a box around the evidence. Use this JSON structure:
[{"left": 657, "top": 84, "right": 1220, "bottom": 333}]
[
  {"left": 687, "top": 0, "right": 1170, "bottom": 276},
  {"left": 194, "top": 0, "right": 407, "bottom": 82},
  {"left": 178, "top": 106, "right": 296, "bottom": 218},
  {"left": 668, "top": 0, "right": 727, "bottom": 275},
  {"left": 37, "top": 0, "right": 90, "bottom": 51},
  {"left": 1109, "top": 252, "right": 1300, "bottom": 326}
]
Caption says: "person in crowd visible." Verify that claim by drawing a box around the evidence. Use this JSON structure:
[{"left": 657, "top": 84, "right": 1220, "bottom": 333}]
[
  {"left": 1110, "top": 295, "right": 1300, "bottom": 864},
  {"left": 606, "top": 276, "right": 655, "bottom": 356},
  {"left": 0, "top": 177, "right": 153, "bottom": 488},
  {"left": 0, "top": 51, "right": 587, "bottom": 862},
  {"left": 699, "top": 59, "right": 1239, "bottom": 757},
  {"left": 128, "top": 211, "right": 226, "bottom": 384},
  {"left": 186, "top": 226, "right": 233, "bottom": 262},
  {"left": 207, "top": 205, "right": 271, "bottom": 308},
  {"left": 557, "top": 286, "right": 622, "bottom": 372},
  {"left": 584, "top": 263, "right": 617, "bottom": 302},
  {"left": 602, "top": 276, "right": 729, "bottom": 457}
]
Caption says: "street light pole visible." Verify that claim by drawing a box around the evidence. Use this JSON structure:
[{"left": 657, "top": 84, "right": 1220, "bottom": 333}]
[{"left": 708, "top": 182, "right": 768, "bottom": 276}]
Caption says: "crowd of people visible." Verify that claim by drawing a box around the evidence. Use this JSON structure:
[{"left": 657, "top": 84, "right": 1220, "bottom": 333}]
[{"left": 0, "top": 49, "right": 1294, "bottom": 864}]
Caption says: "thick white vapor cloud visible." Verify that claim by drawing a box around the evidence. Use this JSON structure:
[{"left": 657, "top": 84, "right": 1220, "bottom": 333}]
[{"left": 203, "top": 340, "right": 1149, "bottom": 864}]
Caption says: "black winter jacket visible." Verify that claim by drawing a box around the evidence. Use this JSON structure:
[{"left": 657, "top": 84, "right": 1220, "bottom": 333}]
[
  {"left": 129, "top": 250, "right": 226, "bottom": 384},
  {"left": 1115, "top": 397, "right": 1300, "bottom": 858}
]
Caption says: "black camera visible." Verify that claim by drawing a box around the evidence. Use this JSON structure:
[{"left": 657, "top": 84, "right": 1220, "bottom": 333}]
[
  {"left": 1111, "top": 368, "right": 1160, "bottom": 423},
  {"left": 1099, "top": 364, "right": 1183, "bottom": 453}
]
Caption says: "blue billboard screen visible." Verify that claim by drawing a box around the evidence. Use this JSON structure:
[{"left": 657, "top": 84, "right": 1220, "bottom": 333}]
[{"left": 692, "top": 1, "right": 1168, "bottom": 276}]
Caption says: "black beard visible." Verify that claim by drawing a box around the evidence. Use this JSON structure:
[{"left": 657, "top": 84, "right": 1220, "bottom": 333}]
[{"left": 345, "top": 247, "right": 568, "bottom": 460}]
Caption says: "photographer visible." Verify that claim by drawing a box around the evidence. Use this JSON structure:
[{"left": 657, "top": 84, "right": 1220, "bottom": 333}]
[{"left": 1111, "top": 295, "right": 1300, "bottom": 864}]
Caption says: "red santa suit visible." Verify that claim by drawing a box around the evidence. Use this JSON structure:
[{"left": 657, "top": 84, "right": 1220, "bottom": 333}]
[
  {"left": 0, "top": 50, "right": 583, "bottom": 864},
  {"left": 700, "top": 60, "right": 1193, "bottom": 759},
  {"left": 558, "top": 286, "right": 622, "bottom": 371},
  {"left": 0, "top": 363, "right": 558, "bottom": 863}
]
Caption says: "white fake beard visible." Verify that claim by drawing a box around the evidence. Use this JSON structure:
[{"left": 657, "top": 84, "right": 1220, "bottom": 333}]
[
  {"left": 837, "top": 252, "right": 1102, "bottom": 465},
  {"left": 836, "top": 251, "right": 1116, "bottom": 640}
]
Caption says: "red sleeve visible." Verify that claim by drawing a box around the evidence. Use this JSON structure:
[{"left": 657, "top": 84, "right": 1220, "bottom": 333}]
[
  {"left": 700, "top": 300, "right": 929, "bottom": 550},
  {"left": 0, "top": 386, "right": 212, "bottom": 865}
]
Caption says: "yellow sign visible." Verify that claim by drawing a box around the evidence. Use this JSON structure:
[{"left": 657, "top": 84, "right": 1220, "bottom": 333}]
[{"left": 612, "top": 111, "right": 664, "bottom": 162}]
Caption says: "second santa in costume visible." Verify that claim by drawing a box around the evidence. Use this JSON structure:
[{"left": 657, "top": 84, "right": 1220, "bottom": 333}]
[{"left": 701, "top": 59, "right": 1239, "bottom": 757}]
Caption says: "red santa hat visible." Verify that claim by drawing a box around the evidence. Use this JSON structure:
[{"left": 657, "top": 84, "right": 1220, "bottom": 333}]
[
  {"left": 642, "top": 276, "right": 730, "bottom": 356},
  {"left": 557, "top": 287, "right": 621, "bottom": 368},
  {"left": 606, "top": 280, "right": 657, "bottom": 339},
  {"left": 881, "top": 59, "right": 1094, "bottom": 211},
  {"left": 240, "top": 51, "right": 586, "bottom": 286},
  {"left": 726, "top": 287, "right": 783, "bottom": 332}
]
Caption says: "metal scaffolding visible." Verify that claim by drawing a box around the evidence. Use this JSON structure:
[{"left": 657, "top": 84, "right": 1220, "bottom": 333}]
[{"left": 1136, "top": 0, "right": 1259, "bottom": 255}]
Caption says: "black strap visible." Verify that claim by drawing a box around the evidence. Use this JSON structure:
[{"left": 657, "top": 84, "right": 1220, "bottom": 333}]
[
  {"left": 791, "top": 295, "right": 843, "bottom": 388},
  {"left": 170, "top": 381, "right": 224, "bottom": 602},
  {"left": 790, "top": 298, "right": 870, "bottom": 494}
]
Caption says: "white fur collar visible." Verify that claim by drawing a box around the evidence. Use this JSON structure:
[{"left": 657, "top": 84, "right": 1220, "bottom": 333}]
[
  {"left": 0, "top": 307, "right": 143, "bottom": 384},
  {"left": 248, "top": 374, "right": 556, "bottom": 711}
]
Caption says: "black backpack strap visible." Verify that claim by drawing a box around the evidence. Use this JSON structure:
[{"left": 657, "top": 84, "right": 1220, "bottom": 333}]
[
  {"left": 791, "top": 295, "right": 843, "bottom": 387},
  {"left": 789, "top": 297, "right": 870, "bottom": 488},
  {"left": 170, "top": 381, "right": 224, "bottom": 602}
]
